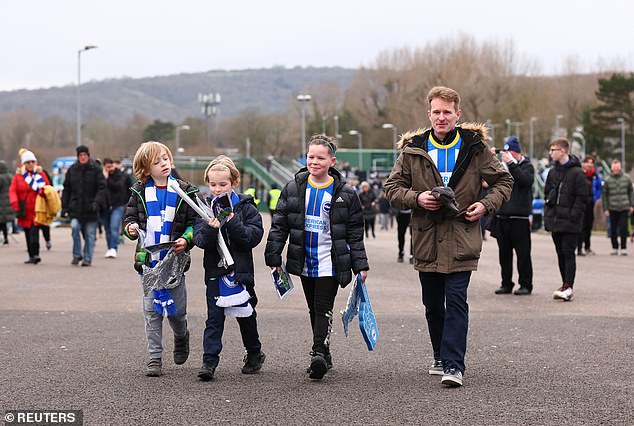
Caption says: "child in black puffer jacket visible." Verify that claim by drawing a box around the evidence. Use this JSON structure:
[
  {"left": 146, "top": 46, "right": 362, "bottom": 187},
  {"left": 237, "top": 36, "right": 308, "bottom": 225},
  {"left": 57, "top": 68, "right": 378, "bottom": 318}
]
[{"left": 193, "top": 155, "right": 265, "bottom": 381}]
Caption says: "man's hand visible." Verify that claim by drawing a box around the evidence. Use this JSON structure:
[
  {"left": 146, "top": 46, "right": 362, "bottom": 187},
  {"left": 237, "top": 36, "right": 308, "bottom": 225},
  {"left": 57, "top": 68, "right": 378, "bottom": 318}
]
[
  {"left": 172, "top": 237, "right": 187, "bottom": 253},
  {"left": 417, "top": 191, "right": 442, "bottom": 211},
  {"left": 207, "top": 217, "right": 221, "bottom": 229},
  {"left": 604, "top": 210, "right": 610, "bottom": 217},
  {"left": 500, "top": 151, "right": 513, "bottom": 164},
  {"left": 359, "top": 270, "right": 368, "bottom": 283},
  {"left": 464, "top": 202, "right": 487, "bottom": 222}
]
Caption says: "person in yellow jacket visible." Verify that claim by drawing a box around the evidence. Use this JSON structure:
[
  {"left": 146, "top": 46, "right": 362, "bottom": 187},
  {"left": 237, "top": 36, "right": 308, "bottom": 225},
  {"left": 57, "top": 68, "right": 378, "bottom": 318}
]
[
  {"left": 267, "top": 184, "right": 281, "bottom": 219},
  {"left": 245, "top": 187, "right": 260, "bottom": 206}
]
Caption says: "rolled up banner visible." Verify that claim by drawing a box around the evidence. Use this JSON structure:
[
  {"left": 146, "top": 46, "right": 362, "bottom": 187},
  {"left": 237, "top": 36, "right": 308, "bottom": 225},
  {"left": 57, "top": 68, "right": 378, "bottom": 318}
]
[{"left": 168, "top": 180, "right": 234, "bottom": 267}]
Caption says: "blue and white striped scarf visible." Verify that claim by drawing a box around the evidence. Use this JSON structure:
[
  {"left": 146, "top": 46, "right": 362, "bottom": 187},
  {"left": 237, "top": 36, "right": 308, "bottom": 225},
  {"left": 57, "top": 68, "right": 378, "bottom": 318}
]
[
  {"left": 144, "top": 176, "right": 179, "bottom": 267},
  {"left": 215, "top": 192, "right": 253, "bottom": 317},
  {"left": 23, "top": 170, "right": 46, "bottom": 193}
]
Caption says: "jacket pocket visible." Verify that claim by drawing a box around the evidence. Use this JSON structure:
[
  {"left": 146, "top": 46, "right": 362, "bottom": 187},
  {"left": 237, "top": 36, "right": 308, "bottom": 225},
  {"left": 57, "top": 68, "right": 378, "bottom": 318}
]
[
  {"left": 412, "top": 221, "right": 436, "bottom": 262},
  {"left": 454, "top": 221, "right": 482, "bottom": 261}
]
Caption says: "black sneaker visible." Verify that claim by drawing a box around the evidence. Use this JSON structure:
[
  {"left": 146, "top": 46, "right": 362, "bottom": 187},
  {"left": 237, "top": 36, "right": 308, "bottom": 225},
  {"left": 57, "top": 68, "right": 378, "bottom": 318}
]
[
  {"left": 241, "top": 351, "right": 266, "bottom": 374},
  {"left": 397, "top": 255, "right": 404, "bottom": 263},
  {"left": 197, "top": 362, "right": 216, "bottom": 381},
  {"left": 174, "top": 331, "right": 190, "bottom": 365},
  {"left": 494, "top": 286, "right": 513, "bottom": 294},
  {"left": 307, "top": 351, "right": 333, "bottom": 373},
  {"left": 428, "top": 359, "right": 444, "bottom": 376},
  {"left": 145, "top": 358, "right": 162, "bottom": 377},
  {"left": 71, "top": 256, "right": 83, "bottom": 265},
  {"left": 513, "top": 287, "right": 532, "bottom": 295},
  {"left": 308, "top": 352, "right": 328, "bottom": 380},
  {"left": 80, "top": 260, "right": 91, "bottom": 267}
]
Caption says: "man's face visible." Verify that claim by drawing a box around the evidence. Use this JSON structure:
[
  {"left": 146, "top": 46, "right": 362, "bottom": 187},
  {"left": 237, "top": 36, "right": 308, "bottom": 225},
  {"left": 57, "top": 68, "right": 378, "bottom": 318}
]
[
  {"left": 78, "top": 152, "right": 89, "bottom": 165},
  {"left": 428, "top": 97, "right": 461, "bottom": 140},
  {"left": 548, "top": 145, "right": 566, "bottom": 163},
  {"left": 611, "top": 161, "right": 622, "bottom": 175},
  {"left": 104, "top": 163, "right": 115, "bottom": 175}
]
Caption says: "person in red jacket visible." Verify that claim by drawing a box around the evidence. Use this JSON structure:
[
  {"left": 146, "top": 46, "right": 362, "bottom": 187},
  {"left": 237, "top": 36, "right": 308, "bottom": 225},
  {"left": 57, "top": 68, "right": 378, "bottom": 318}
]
[{"left": 8, "top": 149, "right": 52, "bottom": 264}]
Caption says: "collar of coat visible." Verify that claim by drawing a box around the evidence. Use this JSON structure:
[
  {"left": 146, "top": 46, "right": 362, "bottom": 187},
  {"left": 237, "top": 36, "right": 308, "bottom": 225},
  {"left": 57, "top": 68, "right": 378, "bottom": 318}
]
[{"left": 397, "top": 122, "right": 489, "bottom": 190}]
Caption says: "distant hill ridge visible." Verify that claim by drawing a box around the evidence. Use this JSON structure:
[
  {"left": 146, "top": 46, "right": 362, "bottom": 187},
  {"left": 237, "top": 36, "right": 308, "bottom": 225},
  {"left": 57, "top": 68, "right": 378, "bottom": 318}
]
[{"left": 0, "top": 66, "right": 355, "bottom": 124}]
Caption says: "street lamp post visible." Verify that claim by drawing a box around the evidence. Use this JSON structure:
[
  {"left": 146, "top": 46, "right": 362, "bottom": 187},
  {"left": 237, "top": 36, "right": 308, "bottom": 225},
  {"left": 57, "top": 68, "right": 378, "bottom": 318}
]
[
  {"left": 175, "top": 124, "right": 190, "bottom": 154},
  {"left": 297, "top": 94, "right": 311, "bottom": 158},
  {"left": 555, "top": 114, "right": 564, "bottom": 137},
  {"left": 349, "top": 130, "right": 363, "bottom": 172},
  {"left": 76, "top": 45, "right": 97, "bottom": 147},
  {"left": 199, "top": 92, "right": 221, "bottom": 148},
  {"left": 505, "top": 118, "right": 511, "bottom": 137},
  {"left": 334, "top": 115, "right": 341, "bottom": 140},
  {"left": 529, "top": 117, "right": 537, "bottom": 159},
  {"left": 382, "top": 123, "right": 398, "bottom": 163},
  {"left": 485, "top": 120, "right": 501, "bottom": 147},
  {"left": 617, "top": 117, "right": 626, "bottom": 169}
]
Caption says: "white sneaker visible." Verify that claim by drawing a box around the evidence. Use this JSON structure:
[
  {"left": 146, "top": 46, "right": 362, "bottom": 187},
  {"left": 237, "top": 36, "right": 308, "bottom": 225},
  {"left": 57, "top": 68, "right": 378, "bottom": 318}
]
[
  {"left": 105, "top": 248, "right": 117, "bottom": 258},
  {"left": 611, "top": 249, "right": 619, "bottom": 256},
  {"left": 621, "top": 249, "right": 628, "bottom": 256},
  {"left": 441, "top": 368, "right": 463, "bottom": 387},
  {"left": 553, "top": 287, "right": 574, "bottom": 301}
]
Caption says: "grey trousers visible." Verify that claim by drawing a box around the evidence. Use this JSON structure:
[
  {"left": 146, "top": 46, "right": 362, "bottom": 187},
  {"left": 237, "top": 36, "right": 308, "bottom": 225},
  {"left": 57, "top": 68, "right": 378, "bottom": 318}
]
[{"left": 142, "top": 280, "right": 188, "bottom": 359}]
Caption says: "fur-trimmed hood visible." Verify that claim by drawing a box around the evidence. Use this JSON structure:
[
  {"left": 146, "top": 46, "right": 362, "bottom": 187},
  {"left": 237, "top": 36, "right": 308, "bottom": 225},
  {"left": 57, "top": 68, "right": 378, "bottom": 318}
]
[{"left": 396, "top": 122, "right": 489, "bottom": 150}]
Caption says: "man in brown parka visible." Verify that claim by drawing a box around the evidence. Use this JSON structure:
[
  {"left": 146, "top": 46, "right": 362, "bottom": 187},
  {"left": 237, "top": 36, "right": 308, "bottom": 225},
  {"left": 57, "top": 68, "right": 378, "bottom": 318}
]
[{"left": 384, "top": 86, "right": 512, "bottom": 387}]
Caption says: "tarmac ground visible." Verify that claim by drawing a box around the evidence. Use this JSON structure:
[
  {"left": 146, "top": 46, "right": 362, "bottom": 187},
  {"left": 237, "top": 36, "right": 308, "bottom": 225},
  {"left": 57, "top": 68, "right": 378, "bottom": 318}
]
[{"left": 1, "top": 218, "right": 633, "bottom": 425}]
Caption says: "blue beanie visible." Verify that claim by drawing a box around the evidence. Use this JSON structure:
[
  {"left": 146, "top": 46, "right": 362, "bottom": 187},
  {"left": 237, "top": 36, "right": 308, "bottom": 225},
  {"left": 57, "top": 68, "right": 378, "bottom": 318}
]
[{"left": 503, "top": 136, "right": 522, "bottom": 153}]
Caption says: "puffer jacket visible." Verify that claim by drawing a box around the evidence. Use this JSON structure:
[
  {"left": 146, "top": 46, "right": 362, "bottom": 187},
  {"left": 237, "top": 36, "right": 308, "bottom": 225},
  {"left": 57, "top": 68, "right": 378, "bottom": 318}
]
[
  {"left": 61, "top": 159, "right": 108, "bottom": 220},
  {"left": 8, "top": 166, "right": 52, "bottom": 228},
  {"left": 602, "top": 172, "right": 633, "bottom": 212},
  {"left": 123, "top": 178, "right": 198, "bottom": 272},
  {"left": 543, "top": 156, "right": 587, "bottom": 233},
  {"left": 193, "top": 194, "right": 263, "bottom": 289},
  {"left": 497, "top": 157, "right": 534, "bottom": 217},
  {"left": 0, "top": 161, "right": 15, "bottom": 223},
  {"left": 265, "top": 167, "right": 369, "bottom": 288},
  {"left": 384, "top": 124, "right": 513, "bottom": 273}
]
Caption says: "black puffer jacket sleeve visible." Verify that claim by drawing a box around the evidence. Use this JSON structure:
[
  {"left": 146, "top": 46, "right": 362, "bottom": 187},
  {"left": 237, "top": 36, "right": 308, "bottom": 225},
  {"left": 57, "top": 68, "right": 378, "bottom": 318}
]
[
  {"left": 224, "top": 200, "right": 264, "bottom": 250},
  {"left": 264, "top": 184, "right": 291, "bottom": 267},
  {"left": 193, "top": 216, "right": 220, "bottom": 250}
]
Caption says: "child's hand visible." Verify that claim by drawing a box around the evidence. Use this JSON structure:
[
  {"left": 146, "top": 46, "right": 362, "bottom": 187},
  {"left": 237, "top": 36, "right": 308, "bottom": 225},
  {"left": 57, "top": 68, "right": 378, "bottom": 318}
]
[
  {"left": 225, "top": 212, "right": 234, "bottom": 222},
  {"left": 207, "top": 217, "right": 220, "bottom": 229},
  {"left": 360, "top": 270, "right": 368, "bottom": 283},
  {"left": 127, "top": 223, "right": 138, "bottom": 237},
  {"left": 172, "top": 237, "right": 187, "bottom": 253}
]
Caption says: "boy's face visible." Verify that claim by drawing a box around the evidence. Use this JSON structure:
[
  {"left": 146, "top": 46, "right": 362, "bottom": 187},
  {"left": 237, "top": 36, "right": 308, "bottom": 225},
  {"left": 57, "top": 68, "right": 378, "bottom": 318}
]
[
  {"left": 307, "top": 144, "right": 335, "bottom": 181},
  {"left": 207, "top": 169, "right": 234, "bottom": 197},
  {"left": 148, "top": 148, "right": 172, "bottom": 182}
]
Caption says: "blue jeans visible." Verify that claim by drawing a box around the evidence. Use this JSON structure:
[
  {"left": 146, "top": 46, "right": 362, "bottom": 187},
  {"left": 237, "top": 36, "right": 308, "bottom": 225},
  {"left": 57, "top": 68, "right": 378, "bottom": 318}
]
[
  {"left": 101, "top": 206, "right": 124, "bottom": 250},
  {"left": 70, "top": 218, "right": 98, "bottom": 262},
  {"left": 419, "top": 271, "right": 471, "bottom": 374},
  {"left": 203, "top": 277, "right": 261, "bottom": 366}
]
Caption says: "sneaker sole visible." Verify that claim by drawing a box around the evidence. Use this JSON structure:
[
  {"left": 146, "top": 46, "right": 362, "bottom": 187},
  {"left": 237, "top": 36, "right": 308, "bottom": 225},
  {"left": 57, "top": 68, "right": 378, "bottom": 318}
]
[
  {"left": 429, "top": 369, "right": 444, "bottom": 376},
  {"left": 309, "top": 357, "right": 328, "bottom": 380},
  {"left": 145, "top": 370, "right": 162, "bottom": 377},
  {"left": 441, "top": 377, "right": 463, "bottom": 387}
]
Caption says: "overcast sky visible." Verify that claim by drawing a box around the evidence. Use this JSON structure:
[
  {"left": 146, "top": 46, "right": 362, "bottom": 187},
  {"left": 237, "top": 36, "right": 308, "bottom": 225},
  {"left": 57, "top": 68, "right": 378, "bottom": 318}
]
[{"left": 1, "top": 0, "right": 632, "bottom": 91}]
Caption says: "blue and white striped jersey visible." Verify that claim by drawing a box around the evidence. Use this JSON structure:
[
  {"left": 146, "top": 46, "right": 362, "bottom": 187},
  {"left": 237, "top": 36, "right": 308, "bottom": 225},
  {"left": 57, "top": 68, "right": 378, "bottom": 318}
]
[
  {"left": 302, "top": 176, "right": 335, "bottom": 277},
  {"left": 427, "top": 130, "right": 462, "bottom": 186}
]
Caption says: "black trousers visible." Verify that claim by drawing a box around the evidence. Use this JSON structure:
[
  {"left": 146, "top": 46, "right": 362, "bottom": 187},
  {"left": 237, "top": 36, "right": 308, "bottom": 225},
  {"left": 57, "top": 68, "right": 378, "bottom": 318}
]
[
  {"left": 202, "top": 278, "right": 261, "bottom": 365},
  {"left": 496, "top": 218, "right": 533, "bottom": 290},
  {"left": 609, "top": 210, "right": 629, "bottom": 250},
  {"left": 577, "top": 202, "right": 595, "bottom": 251},
  {"left": 396, "top": 212, "right": 412, "bottom": 256},
  {"left": 551, "top": 232, "right": 578, "bottom": 287},
  {"left": 300, "top": 276, "right": 339, "bottom": 355},
  {"left": 0, "top": 222, "right": 7, "bottom": 242},
  {"left": 24, "top": 225, "right": 41, "bottom": 259}
]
